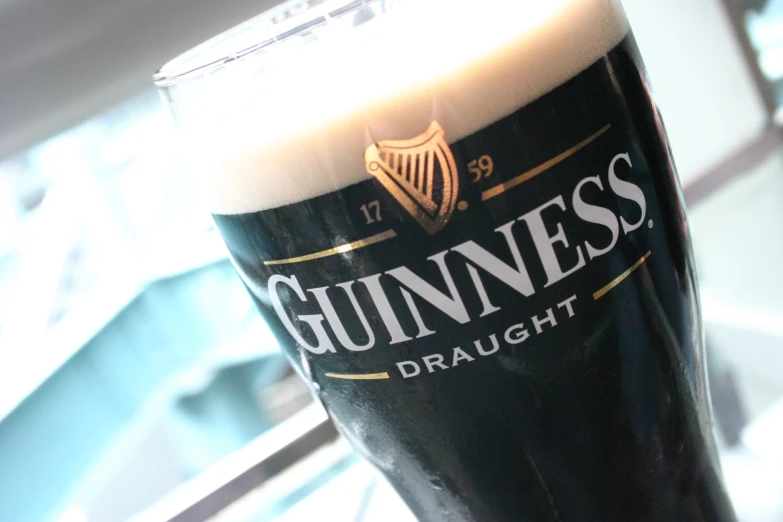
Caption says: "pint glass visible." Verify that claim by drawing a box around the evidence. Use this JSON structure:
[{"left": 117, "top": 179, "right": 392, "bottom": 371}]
[{"left": 156, "top": 0, "right": 737, "bottom": 519}]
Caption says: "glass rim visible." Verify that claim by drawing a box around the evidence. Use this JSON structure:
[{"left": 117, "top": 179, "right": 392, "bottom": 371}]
[{"left": 153, "top": 0, "right": 380, "bottom": 88}]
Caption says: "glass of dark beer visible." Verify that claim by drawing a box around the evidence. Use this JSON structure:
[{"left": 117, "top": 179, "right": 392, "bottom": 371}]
[{"left": 156, "top": 0, "right": 738, "bottom": 520}]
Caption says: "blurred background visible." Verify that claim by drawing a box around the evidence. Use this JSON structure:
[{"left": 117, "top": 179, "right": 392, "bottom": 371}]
[{"left": 0, "top": 0, "right": 781, "bottom": 521}]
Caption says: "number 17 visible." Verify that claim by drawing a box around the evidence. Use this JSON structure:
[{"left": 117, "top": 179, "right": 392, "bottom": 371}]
[{"left": 360, "top": 201, "right": 382, "bottom": 224}]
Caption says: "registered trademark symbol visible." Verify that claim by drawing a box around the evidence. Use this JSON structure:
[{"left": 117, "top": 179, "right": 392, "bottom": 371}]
[
  {"left": 458, "top": 201, "right": 469, "bottom": 211},
  {"left": 648, "top": 220, "right": 654, "bottom": 229}
]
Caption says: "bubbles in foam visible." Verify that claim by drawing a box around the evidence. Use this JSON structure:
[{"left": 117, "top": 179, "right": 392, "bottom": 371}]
[{"left": 179, "top": 0, "right": 629, "bottom": 215}]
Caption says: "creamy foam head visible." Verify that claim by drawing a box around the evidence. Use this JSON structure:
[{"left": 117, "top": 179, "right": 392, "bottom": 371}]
[{"left": 168, "top": 0, "right": 629, "bottom": 215}]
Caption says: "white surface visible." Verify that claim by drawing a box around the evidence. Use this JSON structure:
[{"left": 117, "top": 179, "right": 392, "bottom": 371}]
[
  {"left": 691, "top": 146, "right": 783, "bottom": 420},
  {"left": 722, "top": 398, "right": 783, "bottom": 522},
  {"left": 0, "top": 0, "right": 280, "bottom": 160},
  {"left": 691, "top": 146, "right": 783, "bottom": 520},
  {"left": 721, "top": 446, "right": 783, "bottom": 522},
  {"left": 622, "top": 0, "right": 769, "bottom": 183},
  {"left": 744, "top": 398, "right": 783, "bottom": 460},
  {"left": 690, "top": 148, "right": 783, "bottom": 319}
]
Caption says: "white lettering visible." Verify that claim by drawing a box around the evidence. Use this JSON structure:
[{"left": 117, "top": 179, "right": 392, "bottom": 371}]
[
  {"left": 572, "top": 176, "right": 620, "bottom": 259},
  {"left": 452, "top": 347, "right": 476, "bottom": 366},
  {"left": 452, "top": 221, "right": 535, "bottom": 304},
  {"left": 397, "top": 361, "right": 421, "bottom": 379},
  {"left": 359, "top": 274, "right": 412, "bottom": 345},
  {"left": 268, "top": 275, "right": 335, "bottom": 355},
  {"left": 400, "top": 288, "right": 437, "bottom": 338},
  {"left": 475, "top": 334, "right": 501, "bottom": 355},
  {"left": 520, "top": 195, "right": 586, "bottom": 288},
  {"left": 557, "top": 295, "right": 578, "bottom": 318},
  {"left": 504, "top": 323, "right": 530, "bottom": 344},
  {"left": 423, "top": 354, "right": 449, "bottom": 373},
  {"left": 532, "top": 308, "right": 557, "bottom": 334},
  {"left": 387, "top": 251, "right": 470, "bottom": 324},
  {"left": 608, "top": 153, "right": 647, "bottom": 233},
  {"left": 308, "top": 282, "right": 375, "bottom": 351},
  {"left": 466, "top": 265, "right": 501, "bottom": 317}
]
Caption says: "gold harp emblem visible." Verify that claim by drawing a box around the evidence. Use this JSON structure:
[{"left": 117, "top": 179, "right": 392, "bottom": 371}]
[{"left": 365, "top": 122, "right": 459, "bottom": 235}]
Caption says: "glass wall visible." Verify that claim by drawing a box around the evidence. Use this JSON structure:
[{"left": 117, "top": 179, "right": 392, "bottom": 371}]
[{"left": 0, "top": 91, "right": 312, "bottom": 522}]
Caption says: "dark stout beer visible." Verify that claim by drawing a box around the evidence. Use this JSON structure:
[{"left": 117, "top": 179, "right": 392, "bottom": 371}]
[{"left": 157, "top": 0, "right": 737, "bottom": 520}]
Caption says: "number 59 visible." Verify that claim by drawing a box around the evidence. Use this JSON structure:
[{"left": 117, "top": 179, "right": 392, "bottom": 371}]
[{"left": 468, "top": 155, "right": 494, "bottom": 183}]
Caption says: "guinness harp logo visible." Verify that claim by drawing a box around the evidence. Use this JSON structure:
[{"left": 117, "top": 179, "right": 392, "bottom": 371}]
[{"left": 365, "top": 122, "right": 459, "bottom": 235}]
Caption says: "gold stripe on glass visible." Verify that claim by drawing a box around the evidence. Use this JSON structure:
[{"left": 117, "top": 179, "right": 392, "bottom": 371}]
[
  {"left": 482, "top": 124, "right": 611, "bottom": 201},
  {"left": 593, "top": 251, "right": 652, "bottom": 300},
  {"left": 264, "top": 230, "right": 397, "bottom": 266},
  {"left": 325, "top": 372, "right": 391, "bottom": 381}
]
